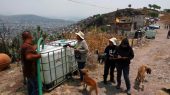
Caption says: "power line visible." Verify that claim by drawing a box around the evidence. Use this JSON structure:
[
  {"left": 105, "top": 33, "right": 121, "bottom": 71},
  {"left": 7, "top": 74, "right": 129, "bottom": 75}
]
[{"left": 67, "top": 0, "right": 113, "bottom": 10}]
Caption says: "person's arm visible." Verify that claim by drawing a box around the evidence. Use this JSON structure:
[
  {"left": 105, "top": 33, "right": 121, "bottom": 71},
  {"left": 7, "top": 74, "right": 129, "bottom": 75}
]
[
  {"left": 63, "top": 44, "right": 75, "bottom": 48},
  {"left": 69, "top": 44, "right": 75, "bottom": 48},
  {"left": 26, "top": 53, "right": 41, "bottom": 61},
  {"left": 113, "top": 47, "right": 128, "bottom": 60},
  {"left": 25, "top": 47, "right": 41, "bottom": 61}
]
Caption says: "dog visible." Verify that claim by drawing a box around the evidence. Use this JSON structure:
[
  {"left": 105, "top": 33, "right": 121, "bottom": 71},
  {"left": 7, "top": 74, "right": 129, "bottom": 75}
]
[
  {"left": 95, "top": 49, "right": 106, "bottom": 64},
  {"left": 134, "top": 65, "right": 151, "bottom": 91},
  {"left": 81, "top": 69, "right": 98, "bottom": 95},
  {"left": 161, "top": 88, "right": 170, "bottom": 94}
]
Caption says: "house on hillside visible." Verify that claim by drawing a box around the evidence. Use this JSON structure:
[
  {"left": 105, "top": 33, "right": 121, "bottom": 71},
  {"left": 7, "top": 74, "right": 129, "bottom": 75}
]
[
  {"left": 115, "top": 16, "right": 132, "bottom": 31},
  {"left": 115, "top": 14, "right": 145, "bottom": 31},
  {"left": 108, "top": 9, "right": 145, "bottom": 36},
  {"left": 132, "top": 15, "right": 145, "bottom": 30}
]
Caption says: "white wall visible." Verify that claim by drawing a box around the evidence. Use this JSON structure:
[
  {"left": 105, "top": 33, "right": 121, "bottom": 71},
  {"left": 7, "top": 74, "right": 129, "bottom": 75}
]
[{"left": 133, "top": 15, "right": 145, "bottom": 29}]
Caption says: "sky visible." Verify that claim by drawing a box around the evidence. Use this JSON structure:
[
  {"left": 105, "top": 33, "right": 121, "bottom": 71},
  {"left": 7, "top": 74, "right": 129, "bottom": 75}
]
[{"left": 0, "top": 0, "right": 170, "bottom": 20}]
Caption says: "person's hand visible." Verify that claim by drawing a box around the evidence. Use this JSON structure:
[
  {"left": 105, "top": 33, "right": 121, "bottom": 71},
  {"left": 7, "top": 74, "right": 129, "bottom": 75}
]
[
  {"left": 122, "top": 57, "right": 128, "bottom": 59},
  {"left": 63, "top": 44, "right": 71, "bottom": 47},
  {"left": 63, "top": 44, "right": 68, "bottom": 47},
  {"left": 67, "top": 44, "right": 71, "bottom": 47},
  {"left": 118, "top": 55, "right": 122, "bottom": 58},
  {"left": 74, "top": 49, "right": 79, "bottom": 53},
  {"left": 38, "top": 54, "right": 41, "bottom": 58},
  {"left": 33, "top": 45, "right": 37, "bottom": 50},
  {"left": 109, "top": 54, "right": 113, "bottom": 57},
  {"left": 118, "top": 55, "right": 127, "bottom": 59}
]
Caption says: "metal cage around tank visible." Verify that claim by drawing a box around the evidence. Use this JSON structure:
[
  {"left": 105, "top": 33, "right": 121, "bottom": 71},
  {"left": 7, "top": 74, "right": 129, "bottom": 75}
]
[{"left": 39, "top": 40, "right": 78, "bottom": 91}]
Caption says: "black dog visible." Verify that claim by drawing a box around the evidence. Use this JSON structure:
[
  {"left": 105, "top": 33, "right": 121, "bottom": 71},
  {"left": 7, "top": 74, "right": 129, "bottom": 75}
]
[{"left": 95, "top": 49, "right": 106, "bottom": 64}]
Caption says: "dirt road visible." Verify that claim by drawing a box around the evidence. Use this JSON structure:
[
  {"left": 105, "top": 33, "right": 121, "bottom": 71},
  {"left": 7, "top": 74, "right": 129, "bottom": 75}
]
[
  {"left": 0, "top": 22, "right": 170, "bottom": 95},
  {"left": 129, "top": 23, "right": 170, "bottom": 95}
]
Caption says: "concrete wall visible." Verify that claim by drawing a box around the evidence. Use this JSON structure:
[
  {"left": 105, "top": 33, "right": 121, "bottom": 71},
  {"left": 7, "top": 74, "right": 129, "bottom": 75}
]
[{"left": 133, "top": 15, "right": 145, "bottom": 29}]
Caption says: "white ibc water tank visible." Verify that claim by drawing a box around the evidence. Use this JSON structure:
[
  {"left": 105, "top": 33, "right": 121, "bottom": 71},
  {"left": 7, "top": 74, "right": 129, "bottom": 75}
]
[{"left": 39, "top": 40, "right": 77, "bottom": 88}]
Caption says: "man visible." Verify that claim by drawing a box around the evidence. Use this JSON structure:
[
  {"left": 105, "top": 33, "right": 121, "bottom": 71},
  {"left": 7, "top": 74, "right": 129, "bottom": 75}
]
[
  {"left": 21, "top": 31, "right": 41, "bottom": 95},
  {"left": 116, "top": 38, "right": 134, "bottom": 95},
  {"left": 103, "top": 37, "right": 117, "bottom": 84}
]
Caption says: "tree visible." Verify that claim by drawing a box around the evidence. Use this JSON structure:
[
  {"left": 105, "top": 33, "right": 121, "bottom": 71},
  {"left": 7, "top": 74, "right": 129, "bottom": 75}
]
[
  {"left": 164, "top": 9, "right": 170, "bottom": 13},
  {"left": 149, "top": 12, "right": 159, "bottom": 17},
  {"left": 152, "top": 4, "right": 161, "bottom": 11},
  {"left": 148, "top": 4, "right": 152, "bottom": 9},
  {"left": 157, "top": 6, "right": 161, "bottom": 11},
  {"left": 0, "top": 23, "right": 11, "bottom": 54},
  {"left": 152, "top": 4, "right": 157, "bottom": 10},
  {"left": 0, "top": 23, "right": 22, "bottom": 62},
  {"left": 128, "top": 4, "right": 132, "bottom": 8},
  {"left": 10, "top": 34, "right": 22, "bottom": 62}
]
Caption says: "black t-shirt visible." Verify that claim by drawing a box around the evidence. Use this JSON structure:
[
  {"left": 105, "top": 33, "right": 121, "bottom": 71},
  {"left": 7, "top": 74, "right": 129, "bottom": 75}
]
[{"left": 104, "top": 45, "right": 117, "bottom": 61}]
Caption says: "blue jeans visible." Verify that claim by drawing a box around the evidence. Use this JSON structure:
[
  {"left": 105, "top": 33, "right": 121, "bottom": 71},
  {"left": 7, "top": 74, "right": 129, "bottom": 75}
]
[
  {"left": 116, "top": 65, "right": 131, "bottom": 90},
  {"left": 27, "top": 77, "right": 38, "bottom": 95},
  {"left": 78, "top": 62, "right": 85, "bottom": 81}
]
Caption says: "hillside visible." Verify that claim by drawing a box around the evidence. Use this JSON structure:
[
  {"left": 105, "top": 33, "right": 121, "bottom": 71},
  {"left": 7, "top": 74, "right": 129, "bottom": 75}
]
[
  {"left": 62, "top": 8, "right": 159, "bottom": 33},
  {"left": 0, "top": 14, "right": 75, "bottom": 27},
  {"left": 76, "top": 8, "right": 143, "bottom": 30},
  {"left": 160, "top": 13, "right": 170, "bottom": 24}
]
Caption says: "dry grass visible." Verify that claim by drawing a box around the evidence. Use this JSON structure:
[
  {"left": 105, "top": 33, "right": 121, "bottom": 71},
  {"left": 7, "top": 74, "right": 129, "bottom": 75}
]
[{"left": 63, "top": 30, "right": 124, "bottom": 53}]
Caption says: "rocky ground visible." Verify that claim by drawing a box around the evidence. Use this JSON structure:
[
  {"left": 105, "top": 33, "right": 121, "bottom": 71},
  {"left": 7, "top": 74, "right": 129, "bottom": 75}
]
[{"left": 0, "top": 22, "right": 170, "bottom": 95}]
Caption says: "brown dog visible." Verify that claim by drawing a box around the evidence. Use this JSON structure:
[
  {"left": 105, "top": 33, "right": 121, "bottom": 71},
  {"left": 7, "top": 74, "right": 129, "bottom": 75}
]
[
  {"left": 81, "top": 69, "right": 98, "bottom": 95},
  {"left": 134, "top": 65, "right": 151, "bottom": 91}
]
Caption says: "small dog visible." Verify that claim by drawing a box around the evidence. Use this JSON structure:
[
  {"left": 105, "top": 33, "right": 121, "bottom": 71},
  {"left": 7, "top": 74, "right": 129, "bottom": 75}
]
[
  {"left": 161, "top": 88, "right": 170, "bottom": 94},
  {"left": 95, "top": 49, "right": 106, "bottom": 64},
  {"left": 134, "top": 65, "right": 151, "bottom": 91},
  {"left": 81, "top": 69, "right": 98, "bottom": 95}
]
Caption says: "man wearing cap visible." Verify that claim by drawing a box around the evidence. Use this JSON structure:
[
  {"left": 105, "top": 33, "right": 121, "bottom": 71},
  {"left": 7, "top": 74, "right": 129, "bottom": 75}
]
[
  {"left": 67, "top": 31, "right": 89, "bottom": 83},
  {"left": 103, "top": 37, "right": 118, "bottom": 84}
]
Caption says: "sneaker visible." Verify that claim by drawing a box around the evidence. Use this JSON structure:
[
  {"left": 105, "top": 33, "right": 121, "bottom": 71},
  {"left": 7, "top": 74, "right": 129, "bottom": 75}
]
[{"left": 127, "top": 90, "right": 131, "bottom": 95}]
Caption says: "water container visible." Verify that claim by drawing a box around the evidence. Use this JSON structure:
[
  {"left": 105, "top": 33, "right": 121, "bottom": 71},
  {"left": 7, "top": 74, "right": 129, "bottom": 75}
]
[
  {"left": 47, "top": 39, "right": 77, "bottom": 46},
  {"left": 39, "top": 43, "right": 77, "bottom": 91},
  {"left": 0, "top": 53, "right": 11, "bottom": 71}
]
